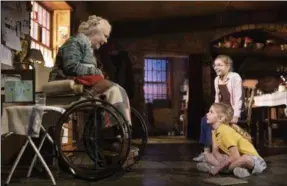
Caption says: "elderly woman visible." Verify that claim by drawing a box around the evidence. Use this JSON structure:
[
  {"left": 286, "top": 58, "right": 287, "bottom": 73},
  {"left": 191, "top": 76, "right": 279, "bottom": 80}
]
[
  {"left": 193, "top": 55, "right": 247, "bottom": 162},
  {"left": 50, "top": 16, "right": 108, "bottom": 79},
  {"left": 49, "top": 15, "right": 131, "bottom": 126}
]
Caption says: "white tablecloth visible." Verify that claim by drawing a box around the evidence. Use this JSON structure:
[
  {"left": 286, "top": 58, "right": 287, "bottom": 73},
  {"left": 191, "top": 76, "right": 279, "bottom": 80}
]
[
  {"left": 254, "top": 91, "right": 287, "bottom": 107},
  {"left": 1, "top": 105, "right": 65, "bottom": 137}
]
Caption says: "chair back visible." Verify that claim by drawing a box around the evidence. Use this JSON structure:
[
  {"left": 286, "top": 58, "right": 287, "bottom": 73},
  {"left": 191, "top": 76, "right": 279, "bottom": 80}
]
[{"left": 242, "top": 79, "right": 258, "bottom": 124}]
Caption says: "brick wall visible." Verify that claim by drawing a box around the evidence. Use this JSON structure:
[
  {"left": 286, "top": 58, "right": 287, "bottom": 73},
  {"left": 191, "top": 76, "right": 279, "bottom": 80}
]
[{"left": 115, "top": 23, "right": 287, "bottom": 114}]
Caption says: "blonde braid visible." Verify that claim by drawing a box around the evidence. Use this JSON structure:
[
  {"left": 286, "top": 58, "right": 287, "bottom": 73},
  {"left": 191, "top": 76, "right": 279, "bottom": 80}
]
[
  {"left": 213, "top": 103, "right": 252, "bottom": 142},
  {"left": 230, "top": 124, "right": 252, "bottom": 142}
]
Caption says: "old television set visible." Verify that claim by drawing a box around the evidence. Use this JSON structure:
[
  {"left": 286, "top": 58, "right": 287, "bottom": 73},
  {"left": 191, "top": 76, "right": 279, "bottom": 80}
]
[{"left": 1, "top": 69, "right": 35, "bottom": 105}]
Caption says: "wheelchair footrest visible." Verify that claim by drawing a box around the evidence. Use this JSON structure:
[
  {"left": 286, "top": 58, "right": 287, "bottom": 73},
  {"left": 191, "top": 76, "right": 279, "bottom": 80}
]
[{"left": 122, "top": 146, "right": 139, "bottom": 169}]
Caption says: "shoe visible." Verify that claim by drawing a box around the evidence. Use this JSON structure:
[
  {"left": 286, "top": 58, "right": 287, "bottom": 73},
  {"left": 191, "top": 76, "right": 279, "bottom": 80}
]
[
  {"left": 233, "top": 167, "right": 251, "bottom": 178},
  {"left": 196, "top": 162, "right": 212, "bottom": 173},
  {"left": 193, "top": 152, "right": 205, "bottom": 162}
]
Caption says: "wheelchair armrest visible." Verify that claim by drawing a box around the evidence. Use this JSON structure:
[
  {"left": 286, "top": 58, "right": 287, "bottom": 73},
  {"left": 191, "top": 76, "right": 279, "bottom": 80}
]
[
  {"left": 43, "top": 80, "right": 84, "bottom": 96},
  {"left": 46, "top": 94, "right": 82, "bottom": 106}
]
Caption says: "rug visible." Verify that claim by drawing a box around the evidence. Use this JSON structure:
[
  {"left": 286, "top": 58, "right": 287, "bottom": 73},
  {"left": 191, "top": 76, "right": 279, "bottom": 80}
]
[{"left": 203, "top": 177, "right": 248, "bottom": 185}]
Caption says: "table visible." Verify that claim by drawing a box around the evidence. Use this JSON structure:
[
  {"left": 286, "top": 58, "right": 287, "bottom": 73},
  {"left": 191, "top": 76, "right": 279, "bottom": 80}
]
[
  {"left": 254, "top": 91, "right": 287, "bottom": 108},
  {"left": 2, "top": 105, "right": 65, "bottom": 185},
  {"left": 253, "top": 91, "right": 287, "bottom": 147}
]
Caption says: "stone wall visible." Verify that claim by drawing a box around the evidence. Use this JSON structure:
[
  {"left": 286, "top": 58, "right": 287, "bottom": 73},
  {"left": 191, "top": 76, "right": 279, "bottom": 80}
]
[
  {"left": 119, "top": 23, "right": 287, "bottom": 54},
  {"left": 115, "top": 23, "right": 287, "bottom": 115},
  {"left": 128, "top": 52, "right": 146, "bottom": 113}
]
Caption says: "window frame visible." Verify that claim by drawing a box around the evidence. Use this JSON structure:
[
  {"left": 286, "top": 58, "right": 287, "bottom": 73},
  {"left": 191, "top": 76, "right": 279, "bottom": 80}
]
[
  {"left": 144, "top": 58, "right": 170, "bottom": 103},
  {"left": 30, "top": 1, "right": 53, "bottom": 67},
  {"left": 30, "top": 1, "right": 52, "bottom": 49}
]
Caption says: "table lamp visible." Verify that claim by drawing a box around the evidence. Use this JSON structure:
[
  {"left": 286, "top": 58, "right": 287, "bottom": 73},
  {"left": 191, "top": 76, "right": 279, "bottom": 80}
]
[
  {"left": 17, "top": 49, "right": 45, "bottom": 70},
  {"left": 27, "top": 49, "right": 45, "bottom": 67}
]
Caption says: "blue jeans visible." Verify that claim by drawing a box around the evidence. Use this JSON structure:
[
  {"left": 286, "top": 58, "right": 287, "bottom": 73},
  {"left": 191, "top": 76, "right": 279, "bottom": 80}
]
[{"left": 199, "top": 116, "right": 212, "bottom": 146}]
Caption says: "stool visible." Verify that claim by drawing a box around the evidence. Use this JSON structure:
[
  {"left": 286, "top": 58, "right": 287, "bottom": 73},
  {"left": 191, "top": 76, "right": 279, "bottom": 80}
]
[
  {"left": 5, "top": 126, "right": 56, "bottom": 185},
  {"left": 2, "top": 106, "right": 65, "bottom": 185}
]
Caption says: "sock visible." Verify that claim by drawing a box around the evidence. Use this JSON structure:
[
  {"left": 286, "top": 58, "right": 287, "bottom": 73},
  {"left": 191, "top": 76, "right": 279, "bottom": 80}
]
[{"left": 203, "top": 146, "right": 210, "bottom": 153}]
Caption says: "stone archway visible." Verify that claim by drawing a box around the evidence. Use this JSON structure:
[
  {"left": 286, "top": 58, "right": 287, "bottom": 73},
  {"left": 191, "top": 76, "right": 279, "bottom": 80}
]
[
  {"left": 210, "top": 23, "right": 287, "bottom": 95},
  {"left": 211, "top": 23, "right": 287, "bottom": 43}
]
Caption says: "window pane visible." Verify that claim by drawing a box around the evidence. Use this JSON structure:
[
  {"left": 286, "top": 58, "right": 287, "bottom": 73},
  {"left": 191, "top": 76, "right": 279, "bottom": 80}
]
[
  {"left": 144, "top": 83, "right": 168, "bottom": 102},
  {"left": 30, "top": 20, "right": 34, "bottom": 37},
  {"left": 46, "top": 30, "right": 50, "bottom": 47},
  {"left": 152, "top": 71, "right": 158, "bottom": 82},
  {"left": 157, "top": 71, "right": 162, "bottom": 82},
  {"left": 161, "top": 71, "right": 166, "bottom": 82},
  {"left": 46, "top": 12, "right": 50, "bottom": 29},
  {"left": 145, "top": 59, "right": 151, "bottom": 71},
  {"left": 144, "top": 58, "right": 168, "bottom": 102},
  {"left": 42, "top": 9, "right": 46, "bottom": 28},
  {"left": 38, "top": 6, "right": 42, "bottom": 25},
  {"left": 42, "top": 28, "right": 46, "bottom": 45},
  {"left": 151, "top": 60, "right": 156, "bottom": 71},
  {"left": 33, "top": 22, "right": 38, "bottom": 40},
  {"left": 149, "top": 71, "right": 155, "bottom": 82},
  {"left": 154, "top": 71, "right": 159, "bottom": 82},
  {"left": 156, "top": 60, "right": 161, "bottom": 71}
]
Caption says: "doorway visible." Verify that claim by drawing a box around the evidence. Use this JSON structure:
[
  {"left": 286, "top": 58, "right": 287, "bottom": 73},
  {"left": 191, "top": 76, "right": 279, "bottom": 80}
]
[{"left": 143, "top": 56, "right": 189, "bottom": 137}]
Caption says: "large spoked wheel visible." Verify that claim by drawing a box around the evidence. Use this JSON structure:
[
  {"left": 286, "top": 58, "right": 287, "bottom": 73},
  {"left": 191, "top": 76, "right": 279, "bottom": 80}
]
[
  {"left": 130, "top": 107, "right": 148, "bottom": 160},
  {"left": 54, "top": 99, "right": 131, "bottom": 181}
]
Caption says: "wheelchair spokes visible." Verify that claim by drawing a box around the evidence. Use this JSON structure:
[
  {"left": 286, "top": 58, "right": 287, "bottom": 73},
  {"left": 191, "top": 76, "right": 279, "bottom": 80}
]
[
  {"left": 53, "top": 98, "right": 148, "bottom": 181},
  {"left": 55, "top": 101, "right": 131, "bottom": 180}
]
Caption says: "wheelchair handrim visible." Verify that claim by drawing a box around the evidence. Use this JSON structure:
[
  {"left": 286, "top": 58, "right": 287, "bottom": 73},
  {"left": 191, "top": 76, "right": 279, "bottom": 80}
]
[{"left": 54, "top": 101, "right": 131, "bottom": 180}]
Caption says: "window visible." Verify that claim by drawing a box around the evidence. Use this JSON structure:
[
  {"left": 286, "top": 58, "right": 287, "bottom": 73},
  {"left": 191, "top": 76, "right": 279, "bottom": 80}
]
[
  {"left": 30, "top": 1, "right": 53, "bottom": 67},
  {"left": 144, "top": 58, "right": 169, "bottom": 103}
]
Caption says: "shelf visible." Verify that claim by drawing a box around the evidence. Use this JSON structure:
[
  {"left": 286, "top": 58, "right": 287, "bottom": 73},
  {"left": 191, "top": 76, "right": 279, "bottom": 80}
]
[{"left": 212, "top": 47, "right": 287, "bottom": 58}]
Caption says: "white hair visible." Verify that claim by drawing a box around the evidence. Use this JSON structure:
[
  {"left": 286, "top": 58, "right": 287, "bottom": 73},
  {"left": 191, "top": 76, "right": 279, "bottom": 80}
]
[{"left": 78, "top": 15, "right": 111, "bottom": 36}]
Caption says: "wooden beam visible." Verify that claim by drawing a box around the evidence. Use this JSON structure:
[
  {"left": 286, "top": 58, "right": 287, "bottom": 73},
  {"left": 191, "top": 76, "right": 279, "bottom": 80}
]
[
  {"left": 39, "top": 1, "right": 72, "bottom": 11},
  {"left": 111, "top": 9, "right": 287, "bottom": 38}
]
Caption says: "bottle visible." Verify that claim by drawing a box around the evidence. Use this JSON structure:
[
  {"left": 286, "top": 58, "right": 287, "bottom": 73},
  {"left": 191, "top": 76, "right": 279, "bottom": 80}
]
[
  {"left": 280, "top": 75, "right": 287, "bottom": 85},
  {"left": 279, "top": 75, "right": 287, "bottom": 92}
]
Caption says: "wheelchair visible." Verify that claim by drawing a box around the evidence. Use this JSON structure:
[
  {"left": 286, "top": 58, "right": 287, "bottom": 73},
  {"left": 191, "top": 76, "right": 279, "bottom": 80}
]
[{"left": 43, "top": 80, "right": 148, "bottom": 181}]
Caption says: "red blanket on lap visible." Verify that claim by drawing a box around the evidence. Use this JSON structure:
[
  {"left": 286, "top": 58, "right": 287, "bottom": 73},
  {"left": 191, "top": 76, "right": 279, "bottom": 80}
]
[
  {"left": 74, "top": 75, "right": 131, "bottom": 128},
  {"left": 74, "top": 75, "right": 104, "bottom": 86}
]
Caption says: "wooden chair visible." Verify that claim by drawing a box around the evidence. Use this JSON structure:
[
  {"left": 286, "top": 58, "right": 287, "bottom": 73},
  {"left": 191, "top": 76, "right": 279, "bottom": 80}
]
[
  {"left": 237, "top": 79, "right": 258, "bottom": 141},
  {"left": 263, "top": 98, "right": 287, "bottom": 147}
]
